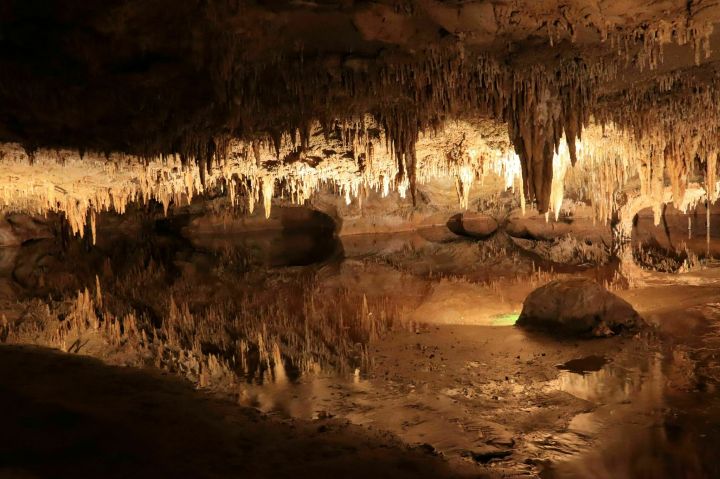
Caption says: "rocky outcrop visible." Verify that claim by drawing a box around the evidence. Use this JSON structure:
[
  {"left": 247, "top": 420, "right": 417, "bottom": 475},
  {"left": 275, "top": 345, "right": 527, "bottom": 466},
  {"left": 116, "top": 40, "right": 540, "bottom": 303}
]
[
  {"left": 517, "top": 279, "right": 645, "bottom": 337},
  {"left": 0, "top": 214, "right": 53, "bottom": 247},
  {"left": 447, "top": 213, "right": 498, "bottom": 238},
  {"left": 510, "top": 236, "right": 610, "bottom": 266},
  {"left": 505, "top": 206, "right": 611, "bottom": 244}
]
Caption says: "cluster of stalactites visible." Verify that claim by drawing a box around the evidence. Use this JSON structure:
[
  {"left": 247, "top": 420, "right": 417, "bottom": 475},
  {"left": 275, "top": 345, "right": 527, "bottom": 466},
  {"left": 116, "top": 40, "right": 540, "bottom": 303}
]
[
  {"left": 611, "top": 18, "right": 714, "bottom": 71},
  {"left": 561, "top": 124, "right": 635, "bottom": 222},
  {"left": 595, "top": 71, "right": 720, "bottom": 224},
  {"left": 222, "top": 119, "right": 519, "bottom": 216},
  {"left": 532, "top": 0, "right": 714, "bottom": 69},
  {"left": 0, "top": 144, "right": 202, "bottom": 244},
  {"left": 535, "top": 113, "right": 720, "bottom": 231},
  {"left": 0, "top": 120, "right": 519, "bottom": 240},
  {"left": 506, "top": 59, "right": 599, "bottom": 214},
  {"left": 3, "top": 116, "right": 720, "bottom": 245},
  {"left": 132, "top": 20, "right": 713, "bottom": 220},
  {"left": 4, "top": 21, "right": 720, "bottom": 239},
  {"left": 560, "top": 122, "right": 720, "bottom": 235}
]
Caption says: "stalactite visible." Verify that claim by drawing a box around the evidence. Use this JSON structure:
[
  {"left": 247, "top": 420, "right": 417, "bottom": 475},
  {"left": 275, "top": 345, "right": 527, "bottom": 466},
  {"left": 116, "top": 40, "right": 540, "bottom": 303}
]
[
  {"left": 261, "top": 176, "right": 275, "bottom": 219},
  {"left": 707, "top": 153, "right": 718, "bottom": 204},
  {"left": 507, "top": 81, "right": 561, "bottom": 213},
  {"left": 3, "top": 14, "right": 720, "bottom": 237}
]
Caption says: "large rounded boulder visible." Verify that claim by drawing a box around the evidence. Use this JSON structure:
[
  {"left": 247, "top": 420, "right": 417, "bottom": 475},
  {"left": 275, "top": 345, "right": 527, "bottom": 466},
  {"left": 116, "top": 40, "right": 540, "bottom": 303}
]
[{"left": 517, "top": 279, "right": 645, "bottom": 337}]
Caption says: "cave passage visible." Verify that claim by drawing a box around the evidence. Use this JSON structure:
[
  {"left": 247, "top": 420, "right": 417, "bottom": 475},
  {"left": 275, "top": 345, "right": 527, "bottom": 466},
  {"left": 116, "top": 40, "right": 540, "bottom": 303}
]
[{"left": 3, "top": 1, "right": 720, "bottom": 478}]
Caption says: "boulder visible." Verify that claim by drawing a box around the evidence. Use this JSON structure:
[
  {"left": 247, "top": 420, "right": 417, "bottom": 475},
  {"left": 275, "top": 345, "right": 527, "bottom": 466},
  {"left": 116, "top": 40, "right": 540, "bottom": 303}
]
[
  {"left": 447, "top": 213, "right": 498, "bottom": 238},
  {"left": 516, "top": 279, "right": 644, "bottom": 337}
]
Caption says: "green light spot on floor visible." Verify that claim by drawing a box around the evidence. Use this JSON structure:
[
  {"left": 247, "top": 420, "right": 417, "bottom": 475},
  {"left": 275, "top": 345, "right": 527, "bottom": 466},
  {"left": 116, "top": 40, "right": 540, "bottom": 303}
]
[{"left": 490, "top": 313, "right": 520, "bottom": 326}]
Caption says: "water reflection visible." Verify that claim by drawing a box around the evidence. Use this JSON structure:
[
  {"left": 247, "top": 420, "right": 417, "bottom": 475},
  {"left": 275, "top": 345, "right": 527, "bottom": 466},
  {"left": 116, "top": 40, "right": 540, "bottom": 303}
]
[
  {"left": 633, "top": 210, "right": 720, "bottom": 260},
  {"left": 188, "top": 229, "right": 341, "bottom": 267},
  {"left": 556, "top": 355, "right": 608, "bottom": 373},
  {"left": 239, "top": 373, "right": 372, "bottom": 421},
  {"left": 3, "top": 210, "right": 720, "bottom": 478},
  {"left": 556, "top": 354, "right": 661, "bottom": 403},
  {"left": 544, "top": 351, "right": 720, "bottom": 479}
]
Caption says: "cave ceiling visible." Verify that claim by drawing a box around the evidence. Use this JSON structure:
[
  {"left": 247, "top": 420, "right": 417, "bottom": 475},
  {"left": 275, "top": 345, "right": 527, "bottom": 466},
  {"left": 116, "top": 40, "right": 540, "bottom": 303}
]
[{"left": 2, "top": 0, "right": 720, "bottom": 230}]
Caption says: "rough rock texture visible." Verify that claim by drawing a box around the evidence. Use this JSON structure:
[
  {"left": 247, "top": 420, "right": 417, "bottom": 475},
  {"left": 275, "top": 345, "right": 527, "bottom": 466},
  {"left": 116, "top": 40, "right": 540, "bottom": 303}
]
[
  {"left": 3, "top": 0, "right": 720, "bottom": 221},
  {"left": 447, "top": 213, "right": 498, "bottom": 238},
  {"left": 310, "top": 175, "right": 510, "bottom": 237},
  {"left": 510, "top": 236, "right": 610, "bottom": 266},
  {"left": 0, "top": 214, "right": 53, "bottom": 247},
  {"left": 517, "top": 279, "right": 645, "bottom": 337},
  {"left": 505, "top": 205, "right": 611, "bottom": 244}
]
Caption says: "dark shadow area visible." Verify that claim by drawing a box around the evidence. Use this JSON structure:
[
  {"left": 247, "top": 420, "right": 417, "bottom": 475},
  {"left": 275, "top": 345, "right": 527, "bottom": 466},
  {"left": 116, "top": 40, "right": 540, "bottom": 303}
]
[
  {"left": 279, "top": 207, "right": 342, "bottom": 266},
  {"left": 0, "top": 345, "right": 469, "bottom": 479},
  {"left": 446, "top": 213, "right": 466, "bottom": 236},
  {"left": 181, "top": 206, "right": 342, "bottom": 267}
]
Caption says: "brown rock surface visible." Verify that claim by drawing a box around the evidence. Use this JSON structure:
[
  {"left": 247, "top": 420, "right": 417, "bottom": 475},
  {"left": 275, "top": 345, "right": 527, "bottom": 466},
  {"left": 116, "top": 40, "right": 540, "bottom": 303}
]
[
  {"left": 517, "top": 279, "right": 645, "bottom": 337},
  {"left": 0, "top": 214, "right": 53, "bottom": 247}
]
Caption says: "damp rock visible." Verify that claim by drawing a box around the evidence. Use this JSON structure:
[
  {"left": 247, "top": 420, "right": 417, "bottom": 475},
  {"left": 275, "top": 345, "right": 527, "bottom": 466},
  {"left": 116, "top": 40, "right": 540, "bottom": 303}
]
[
  {"left": 414, "top": 443, "right": 438, "bottom": 455},
  {"left": 0, "top": 214, "right": 53, "bottom": 247},
  {"left": 516, "top": 279, "right": 645, "bottom": 338},
  {"left": 510, "top": 235, "right": 610, "bottom": 266},
  {"left": 447, "top": 213, "right": 498, "bottom": 238},
  {"left": 461, "top": 446, "right": 512, "bottom": 463},
  {"left": 505, "top": 207, "right": 611, "bottom": 245},
  {"left": 556, "top": 355, "right": 609, "bottom": 373}
]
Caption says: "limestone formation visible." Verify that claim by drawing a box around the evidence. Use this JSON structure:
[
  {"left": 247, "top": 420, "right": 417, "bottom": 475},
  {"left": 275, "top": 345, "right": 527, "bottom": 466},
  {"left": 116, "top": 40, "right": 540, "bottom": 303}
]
[
  {"left": 1, "top": 1, "right": 720, "bottom": 235},
  {"left": 517, "top": 279, "right": 645, "bottom": 337}
]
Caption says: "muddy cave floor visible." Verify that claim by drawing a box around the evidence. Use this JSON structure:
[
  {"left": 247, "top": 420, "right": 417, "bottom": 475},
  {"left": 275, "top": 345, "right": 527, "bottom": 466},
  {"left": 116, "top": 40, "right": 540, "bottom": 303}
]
[{"left": 2, "top": 222, "right": 720, "bottom": 478}]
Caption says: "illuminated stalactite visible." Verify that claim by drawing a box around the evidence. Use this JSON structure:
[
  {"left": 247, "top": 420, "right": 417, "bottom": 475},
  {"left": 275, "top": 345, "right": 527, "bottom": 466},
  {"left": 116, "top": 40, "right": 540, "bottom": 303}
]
[
  {"left": 2, "top": 28, "right": 720, "bottom": 239},
  {"left": 1, "top": 110, "right": 720, "bottom": 242},
  {"left": 0, "top": 121, "right": 514, "bottom": 237},
  {"left": 0, "top": 0, "right": 718, "bottom": 228}
]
